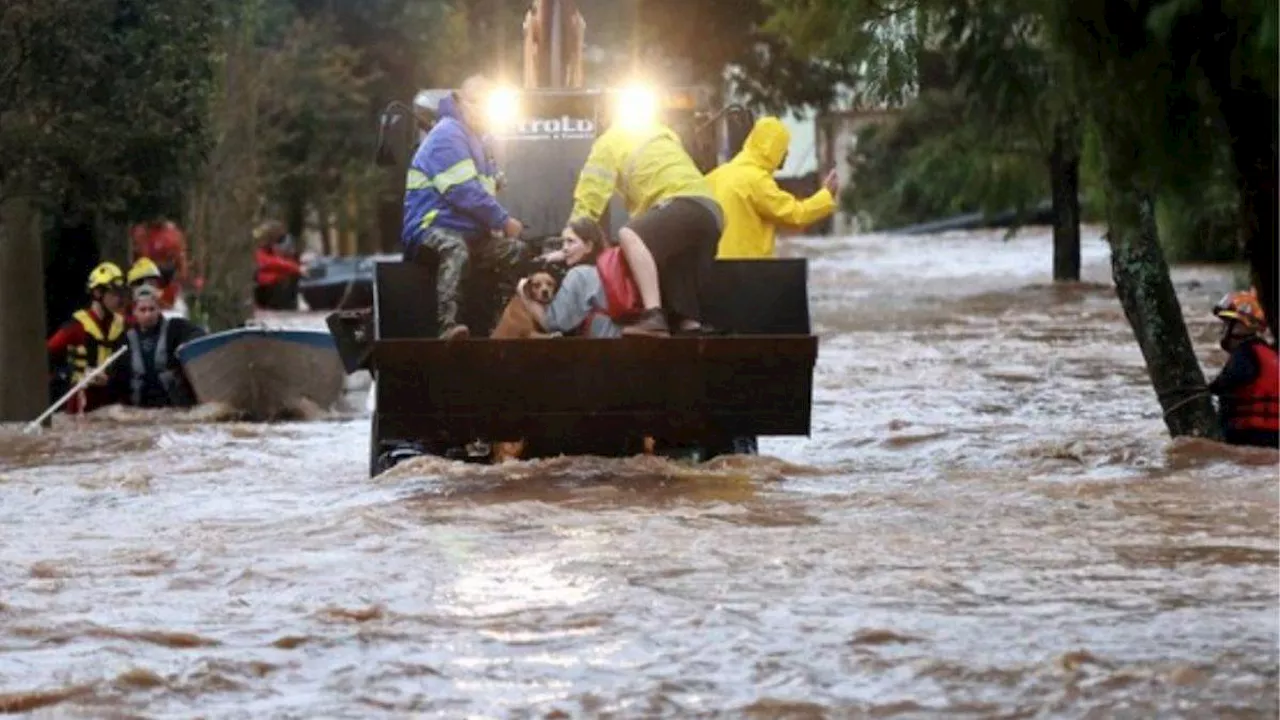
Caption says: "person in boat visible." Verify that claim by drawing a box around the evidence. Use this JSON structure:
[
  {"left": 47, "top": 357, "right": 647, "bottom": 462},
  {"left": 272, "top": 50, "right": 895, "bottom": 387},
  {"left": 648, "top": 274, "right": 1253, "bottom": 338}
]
[
  {"left": 1208, "top": 289, "right": 1278, "bottom": 449},
  {"left": 707, "top": 116, "right": 840, "bottom": 260},
  {"left": 129, "top": 219, "right": 189, "bottom": 310},
  {"left": 520, "top": 218, "right": 629, "bottom": 338},
  {"left": 117, "top": 285, "right": 205, "bottom": 409},
  {"left": 125, "top": 257, "right": 164, "bottom": 323},
  {"left": 254, "top": 220, "right": 307, "bottom": 311},
  {"left": 46, "top": 262, "right": 130, "bottom": 414},
  {"left": 128, "top": 257, "right": 164, "bottom": 294},
  {"left": 564, "top": 106, "right": 724, "bottom": 337},
  {"left": 401, "top": 74, "right": 527, "bottom": 340}
]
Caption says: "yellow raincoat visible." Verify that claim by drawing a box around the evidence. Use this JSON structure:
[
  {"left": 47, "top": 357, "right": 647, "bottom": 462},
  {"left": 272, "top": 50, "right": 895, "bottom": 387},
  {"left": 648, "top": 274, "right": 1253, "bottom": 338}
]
[
  {"left": 707, "top": 117, "right": 836, "bottom": 259},
  {"left": 569, "top": 123, "right": 713, "bottom": 224}
]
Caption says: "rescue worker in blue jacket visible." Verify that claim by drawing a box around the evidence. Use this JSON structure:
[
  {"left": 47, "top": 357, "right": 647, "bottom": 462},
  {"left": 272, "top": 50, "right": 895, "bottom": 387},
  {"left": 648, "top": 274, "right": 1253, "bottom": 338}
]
[{"left": 402, "top": 75, "right": 526, "bottom": 340}]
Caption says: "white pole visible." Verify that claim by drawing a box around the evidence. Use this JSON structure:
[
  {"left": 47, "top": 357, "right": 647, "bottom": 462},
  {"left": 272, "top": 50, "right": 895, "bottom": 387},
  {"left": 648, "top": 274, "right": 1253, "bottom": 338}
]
[{"left": 23, "top": 346, "right": 128, "bottom": 434}]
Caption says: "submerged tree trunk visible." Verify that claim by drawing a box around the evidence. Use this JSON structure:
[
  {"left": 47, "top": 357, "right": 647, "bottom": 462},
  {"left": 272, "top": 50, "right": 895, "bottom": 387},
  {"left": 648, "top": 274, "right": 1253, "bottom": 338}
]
[
  {"left": 1049, "top": 113, "right": 1082, "bottom": 282},
  {"left": 0, "top": 197, "right": 51, "bottom": 422},
  {"left": 1098, "top": 122, "right": 1220, "bottom": 439}
]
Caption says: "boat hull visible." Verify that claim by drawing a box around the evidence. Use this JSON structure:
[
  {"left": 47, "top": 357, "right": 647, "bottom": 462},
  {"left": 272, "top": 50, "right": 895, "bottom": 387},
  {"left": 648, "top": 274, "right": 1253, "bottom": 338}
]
[{"left": 175, "top": 328, "right": 346, "bottom": 421}]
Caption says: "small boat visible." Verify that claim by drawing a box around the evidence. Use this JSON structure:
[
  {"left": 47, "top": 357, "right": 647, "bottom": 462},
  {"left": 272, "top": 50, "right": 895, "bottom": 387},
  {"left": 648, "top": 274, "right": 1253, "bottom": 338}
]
[
  {"left": 298, "top": 254, "right": 399, "bottom": 311},
  {"left": 175, "top": 326, "right": 346, "bottom": 421}
]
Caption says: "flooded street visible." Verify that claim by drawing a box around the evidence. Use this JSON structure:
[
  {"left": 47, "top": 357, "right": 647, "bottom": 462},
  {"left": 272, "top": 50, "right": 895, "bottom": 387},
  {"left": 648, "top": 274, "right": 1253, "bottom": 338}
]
[{"left": 1, "top": 227, "right": 1276, "bottom": 718}]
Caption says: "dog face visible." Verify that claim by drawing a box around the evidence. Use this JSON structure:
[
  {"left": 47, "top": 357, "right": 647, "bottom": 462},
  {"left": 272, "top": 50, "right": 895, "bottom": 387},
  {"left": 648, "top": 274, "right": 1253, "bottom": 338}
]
[{"left": 523, "top": 271, "right": 557, "bottom": 304}]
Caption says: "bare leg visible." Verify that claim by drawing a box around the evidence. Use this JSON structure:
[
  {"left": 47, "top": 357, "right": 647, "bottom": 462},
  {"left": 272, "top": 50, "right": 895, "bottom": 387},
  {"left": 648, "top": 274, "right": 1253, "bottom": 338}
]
[{"left": 618, "top": 227, "right": 661, "bottom": 310}]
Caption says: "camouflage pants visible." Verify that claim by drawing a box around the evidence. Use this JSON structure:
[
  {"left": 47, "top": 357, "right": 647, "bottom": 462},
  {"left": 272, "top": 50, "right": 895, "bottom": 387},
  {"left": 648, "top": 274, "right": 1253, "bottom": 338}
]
[{"left": 407, "top": 227, "right": 527, "bottom": 333}]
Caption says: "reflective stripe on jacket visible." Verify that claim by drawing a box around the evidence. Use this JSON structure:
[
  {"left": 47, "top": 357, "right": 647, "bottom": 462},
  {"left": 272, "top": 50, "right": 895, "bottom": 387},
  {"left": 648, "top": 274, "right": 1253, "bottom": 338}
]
[
  {"left": 68, "top": 309, "right": 125, "bottom": 384},
  {"left": 707, "top": 116, "right": 836, "bottom": 259},
  {"left": 401, "top": 95, "right": 508, "bottom": 245},
  {"left": 569, "top": 123, "right": 713, "bottom": 224}
]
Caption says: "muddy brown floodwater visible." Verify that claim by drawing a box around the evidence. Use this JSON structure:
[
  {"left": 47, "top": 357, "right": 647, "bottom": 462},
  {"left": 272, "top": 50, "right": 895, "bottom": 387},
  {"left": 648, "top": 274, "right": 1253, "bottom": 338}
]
[{"left": 1, "top": 227, "right": 1276, "bottom": 718}]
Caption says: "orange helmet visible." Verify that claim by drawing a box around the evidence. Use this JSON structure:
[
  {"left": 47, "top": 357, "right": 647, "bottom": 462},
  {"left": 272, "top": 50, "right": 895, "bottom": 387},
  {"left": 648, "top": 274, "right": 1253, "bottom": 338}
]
[{"left": 1213, "top": 288, "right": 1267, "bottom": 332}]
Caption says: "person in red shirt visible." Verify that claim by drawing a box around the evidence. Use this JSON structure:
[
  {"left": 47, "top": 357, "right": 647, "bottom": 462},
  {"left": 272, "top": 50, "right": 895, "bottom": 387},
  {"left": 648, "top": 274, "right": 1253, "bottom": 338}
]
[
  {"left": 130, "top": 219, "right": 190, "bottom": 309},
  {"left": 253, "top": 221, "right": 307, "bottom": 310},
  {"left": 47, "top": 262, "right": 130, "bottom": 414}
]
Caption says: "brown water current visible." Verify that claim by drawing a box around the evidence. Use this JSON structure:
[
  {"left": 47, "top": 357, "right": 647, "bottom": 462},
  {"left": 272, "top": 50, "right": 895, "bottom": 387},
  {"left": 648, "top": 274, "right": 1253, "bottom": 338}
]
[{"left": 1, "top": 227, "right": 1276, "bottom": 718}]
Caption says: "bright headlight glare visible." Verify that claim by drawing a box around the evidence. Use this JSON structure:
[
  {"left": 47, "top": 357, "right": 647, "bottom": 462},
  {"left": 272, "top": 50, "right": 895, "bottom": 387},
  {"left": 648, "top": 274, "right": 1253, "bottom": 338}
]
[
  {"left": 486, "top": 87, "right": 520, "bottom": 127},
  {"left": 614, "top": 86, "right": 659, "bottom": 129}
]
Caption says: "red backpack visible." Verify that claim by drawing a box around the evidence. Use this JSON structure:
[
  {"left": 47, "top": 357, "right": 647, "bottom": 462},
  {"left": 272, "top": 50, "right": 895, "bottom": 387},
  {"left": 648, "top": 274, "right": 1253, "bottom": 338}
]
[{"left": 595, "top": 247, "right": 643, "bottom": 321}]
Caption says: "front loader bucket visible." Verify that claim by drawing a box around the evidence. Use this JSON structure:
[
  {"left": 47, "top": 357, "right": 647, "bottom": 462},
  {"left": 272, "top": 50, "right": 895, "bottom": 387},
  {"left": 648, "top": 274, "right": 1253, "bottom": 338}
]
[
  {"left": 373, "top": 335, "right": 817, "bottom": 452},
  {"left": 361, "top": 256, "right": 819, "bottom": 468}
]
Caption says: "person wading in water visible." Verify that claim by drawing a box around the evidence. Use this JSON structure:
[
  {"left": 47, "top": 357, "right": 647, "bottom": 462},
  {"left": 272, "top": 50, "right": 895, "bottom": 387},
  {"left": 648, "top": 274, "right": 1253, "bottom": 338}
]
[{"left": 1209, "top": 289, "right": 1278, "bottom": 449}]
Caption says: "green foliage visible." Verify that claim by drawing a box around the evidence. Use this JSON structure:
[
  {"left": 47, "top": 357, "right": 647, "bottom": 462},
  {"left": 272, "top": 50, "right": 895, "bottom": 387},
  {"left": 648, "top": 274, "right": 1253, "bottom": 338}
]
[
  {"left": 767, "top": 0, "right": 1067, "bottom": 230},
  {"left": 258, "top": 16, "right": 383, "bottom": 224},
  {"left": 1046, "top": 0, "right": 1272, "bottom": 266},
  {"left": 0, "top": 0, "right": 217, "bottom": 220},
  {"left": 1076, "top": 120, "right": 1107, "bottom": 223},
  {"left": 1046, "top": 0, "right": 1254, "bottom": 193},
  {"left": 639, "top": 0, "right": 859, "bottom": 110},
  {"left": 844, "top": 90, "right": 1048, "bottom": 229},
  {"left": 763, "top": 0, "right": 922, "bottom": 106},
  {"left": 185, "top": 0, "right": 268, "bottom": 331},
  {"left": 1154, "top": 157, "right": 1244, "bottom": 264}
]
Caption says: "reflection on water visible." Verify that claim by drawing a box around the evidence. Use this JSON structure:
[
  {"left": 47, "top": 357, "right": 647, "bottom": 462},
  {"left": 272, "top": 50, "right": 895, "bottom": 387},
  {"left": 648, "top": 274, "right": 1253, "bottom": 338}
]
[{"left": 0, "top": 226, "right": 1275, "bottom": 717}]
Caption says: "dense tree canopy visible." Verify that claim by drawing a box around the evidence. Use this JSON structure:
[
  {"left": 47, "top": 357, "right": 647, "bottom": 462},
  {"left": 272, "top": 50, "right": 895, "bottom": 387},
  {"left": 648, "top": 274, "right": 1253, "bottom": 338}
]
[
  {"left": 1, "top": 0, "right": 216, "bottom": 220},
  {"left": 765, "top": 0, "right": 1276, "bottom": 437},
  {"left": 636, "top": 0, "right": 858, "bottom": 111}
]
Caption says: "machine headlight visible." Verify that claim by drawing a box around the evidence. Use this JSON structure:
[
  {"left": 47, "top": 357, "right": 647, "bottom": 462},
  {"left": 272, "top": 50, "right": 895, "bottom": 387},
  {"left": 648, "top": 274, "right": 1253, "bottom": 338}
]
[
  {"left": 486, "top": 87, "right": 520, "bottom": 129},
  {"left": 613, "top": 85, "right": 659, "bottom": 129}
]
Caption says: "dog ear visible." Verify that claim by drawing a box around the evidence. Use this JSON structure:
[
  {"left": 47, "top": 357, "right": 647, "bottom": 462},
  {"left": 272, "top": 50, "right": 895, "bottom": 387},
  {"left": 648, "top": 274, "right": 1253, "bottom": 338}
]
[{"left": 519, "top": 278, "right": 535, "bottom": 300}]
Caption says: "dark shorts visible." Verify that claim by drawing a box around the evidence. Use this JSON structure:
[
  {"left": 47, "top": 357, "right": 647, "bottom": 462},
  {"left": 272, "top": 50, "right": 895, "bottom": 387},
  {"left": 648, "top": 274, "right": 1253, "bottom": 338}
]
[
  {"left": 624, "top": 197, "right": 722, "bottom": 322},
  {"left": 254, "top": 279, "right": 298, "bottom": 310},
  {"left": 625, "top": 197, "right": 721, "bottom": 264}
]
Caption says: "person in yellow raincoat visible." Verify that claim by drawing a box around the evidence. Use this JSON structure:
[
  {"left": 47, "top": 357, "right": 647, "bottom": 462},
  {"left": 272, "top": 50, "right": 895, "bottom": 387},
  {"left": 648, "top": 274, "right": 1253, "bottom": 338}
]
[
  {"left": 559, "top": 108, "right": 724, "bottom": 337},
  {"left": 707, "top": 116, "right": 839, "bottom": 260}
]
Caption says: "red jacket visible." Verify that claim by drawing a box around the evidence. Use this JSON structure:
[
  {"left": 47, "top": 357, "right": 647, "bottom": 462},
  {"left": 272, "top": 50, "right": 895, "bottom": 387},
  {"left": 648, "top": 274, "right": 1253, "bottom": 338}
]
[
  {"left": 131, "top": 221, "right": 190, "bottom": 307},
  {"left": 256, "top": 247, "right": 303, "bottom": 287}
]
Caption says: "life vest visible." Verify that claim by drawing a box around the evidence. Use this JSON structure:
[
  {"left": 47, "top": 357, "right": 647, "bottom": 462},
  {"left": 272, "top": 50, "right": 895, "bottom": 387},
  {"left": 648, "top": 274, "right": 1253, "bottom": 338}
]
[
  {"left": 68, "top": 309, "right": 125, "bottom": 383},
  {"left": 1223, "top": 340, "right": 1280, "bottom": 433},
  {"left": 579, "top": 248, "right": 644, "bottom": 336},
  {"left": 126, "top": 318, "right": 177, "bottom": 406}
]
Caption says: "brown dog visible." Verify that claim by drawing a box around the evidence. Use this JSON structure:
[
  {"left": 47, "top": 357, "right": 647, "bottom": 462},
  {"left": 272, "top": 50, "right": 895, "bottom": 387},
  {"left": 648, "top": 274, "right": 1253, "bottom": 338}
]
[
  {"left": 492, "top": 272, "right": 560, "bottom": 463},
  {"left": 491, "top": 271, "right": 559, "bottom": 339}
]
